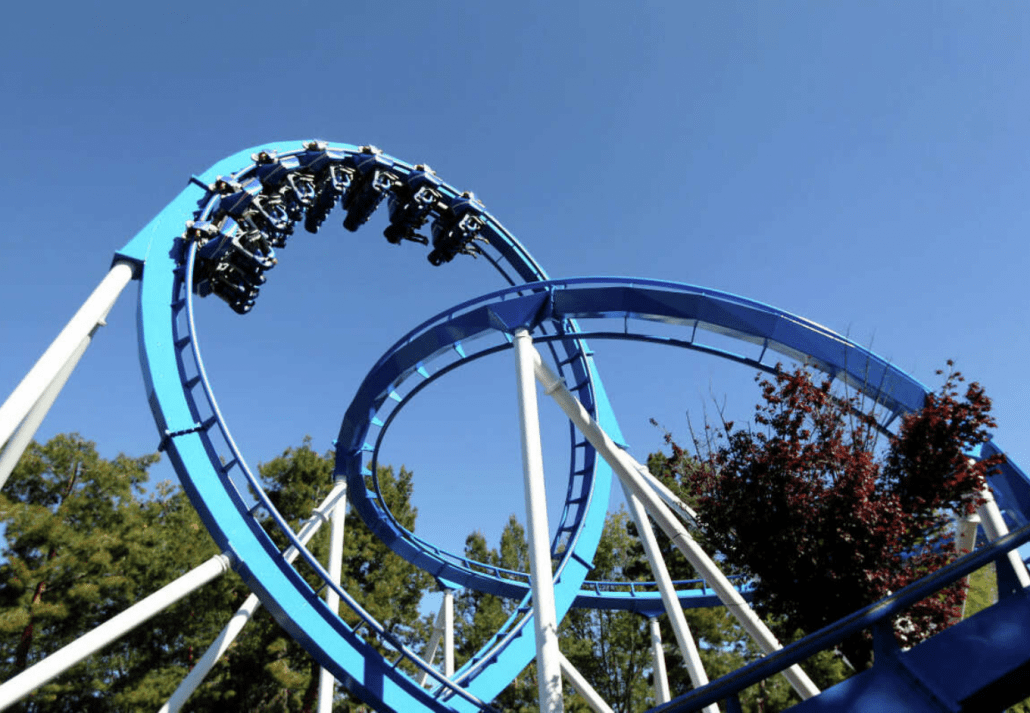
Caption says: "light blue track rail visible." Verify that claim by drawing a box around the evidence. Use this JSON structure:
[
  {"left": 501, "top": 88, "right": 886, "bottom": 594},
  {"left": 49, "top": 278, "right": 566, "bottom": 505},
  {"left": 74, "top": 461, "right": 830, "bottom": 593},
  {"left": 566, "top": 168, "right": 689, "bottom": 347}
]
[{"left": 116, "top": 142, "right": 1030, "bottom": 712}]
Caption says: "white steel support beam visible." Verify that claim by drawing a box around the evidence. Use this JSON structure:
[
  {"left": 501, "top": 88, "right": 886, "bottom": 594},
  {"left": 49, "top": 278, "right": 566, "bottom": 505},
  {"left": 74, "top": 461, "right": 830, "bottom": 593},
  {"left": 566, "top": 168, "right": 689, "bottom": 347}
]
[
  {"left": 649, "top": 617, "right": 671, "bottom": 705},
  {"left": 978, "top": 487, "right": 1030, "bottom": 589},
  {"left": 637, "top": 464, "right": 700, "bottom": 526},
  {"left": 162, "top": 593, "right": 261, "bottom": 713},
  {"left": 955, "top": 511, "right": 981, "bottom": 559},
  {"left": 621, "top": 482, "right": 717, "bottom": 713},
  {"left": 955, "top": 509, "right": 981, "bottom": 621},
  {"left": 318, "top": 478, "right": 348, "bottom": 713},
  {"left": 0, "top": 262, "right": 134, "bottom": 469},
  {"left": 443, "top": 588, "right": 455, "bottom": 677},
  {"left": 531, "top": 350, "right": 819, "bottom": 700},
  {"left": 0, "top": 553, "right": 231, "bottom": 710},
  {"left": 415, "top": 588, "right": 457, "bottom": 687},
  {"left": 556, "top": 651, "right": 614, "bottom": 713},
  {"left": 161, "top": 481, "right": 349, "bottom": 713},
  {"left": 417, "top": 596, "right": 448, "bottom": 687},
  {"left": 0, "top": 334, "right": 91, "bottom": 487},
  {"left": 513, "top": 328, "right": 564, "bottom": 713}
]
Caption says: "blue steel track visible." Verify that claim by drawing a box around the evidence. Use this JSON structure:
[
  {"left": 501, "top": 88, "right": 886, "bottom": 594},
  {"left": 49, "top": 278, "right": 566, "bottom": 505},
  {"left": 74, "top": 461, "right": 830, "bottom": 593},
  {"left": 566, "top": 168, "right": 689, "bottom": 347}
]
[{"left": 115, "top": 142, "right": 1030, "bottom": 712}]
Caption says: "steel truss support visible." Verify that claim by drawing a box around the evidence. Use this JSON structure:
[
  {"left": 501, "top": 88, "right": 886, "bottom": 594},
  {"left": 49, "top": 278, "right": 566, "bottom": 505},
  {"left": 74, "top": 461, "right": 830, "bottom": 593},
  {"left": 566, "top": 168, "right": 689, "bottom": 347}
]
[
  {"left": 530, "top": 348, "right": 820, "bottom": 701},
  {"left": 160, "top": 480, "right": 349, "bottom": 713},
  {"left": 0, "top": 553, "right": 231, "bottom": 710},
  {"left": 0, "top": 261, "right": 134, "bottom": 490},
  {"left": 513, "top": 328, "right": 564, "bottom": 713},
  {"left": 318, "top": 478, "right": 348, "bottom": 713}
]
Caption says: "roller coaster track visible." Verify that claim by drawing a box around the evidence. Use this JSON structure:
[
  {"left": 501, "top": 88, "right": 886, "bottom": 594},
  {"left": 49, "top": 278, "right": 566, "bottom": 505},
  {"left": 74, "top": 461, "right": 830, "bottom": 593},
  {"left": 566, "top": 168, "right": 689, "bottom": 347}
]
[{"left": 2, "top": 140, "right": 1030, "bottom": 712}]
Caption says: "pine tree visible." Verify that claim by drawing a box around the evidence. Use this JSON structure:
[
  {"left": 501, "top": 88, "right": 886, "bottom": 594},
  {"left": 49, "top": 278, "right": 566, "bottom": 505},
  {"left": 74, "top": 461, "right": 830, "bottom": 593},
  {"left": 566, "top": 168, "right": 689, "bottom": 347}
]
[
  {"left": 560, "top": 512, "right": 653, "bottom": 713},
  {"left": 0, "top": 436, "right": 432, "bottom": 712},
  {"left": 0, "top": 433, "right": 205, "bottom": 711}
]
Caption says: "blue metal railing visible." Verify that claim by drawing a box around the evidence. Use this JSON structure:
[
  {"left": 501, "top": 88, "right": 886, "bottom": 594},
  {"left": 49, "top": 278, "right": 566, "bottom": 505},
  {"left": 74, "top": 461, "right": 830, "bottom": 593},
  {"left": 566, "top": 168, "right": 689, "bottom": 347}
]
[{"left": 654, "top": 522, "right": 1030, "bottom": 712}]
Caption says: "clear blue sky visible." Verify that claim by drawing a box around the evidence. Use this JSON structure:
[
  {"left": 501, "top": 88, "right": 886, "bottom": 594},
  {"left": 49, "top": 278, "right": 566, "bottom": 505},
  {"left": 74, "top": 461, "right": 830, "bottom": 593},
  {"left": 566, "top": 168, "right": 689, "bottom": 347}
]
[{"left": 2, "top": 2, "right": 1029, "bottom": 558}]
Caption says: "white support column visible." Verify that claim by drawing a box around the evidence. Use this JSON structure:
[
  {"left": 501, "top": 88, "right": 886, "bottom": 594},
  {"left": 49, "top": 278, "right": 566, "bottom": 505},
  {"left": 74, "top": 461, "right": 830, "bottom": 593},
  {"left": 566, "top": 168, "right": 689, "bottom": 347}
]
[
  {"left": 417, "top": 599, "right": 448, "bottom": 686},
  {"left": 556, "top": 650, "right": 614, "bottom": 713},
  {"left": 415, "top": 588, "right": 455, "bottom": 687},
  {"left": 0, "top": 334, "right": 91, "bottom": 487},
  {"left": 317, "top": 478, "right": 348, "bottom": 713},
  {"left": 978, "top": 487, "right": 1030, "bottom": 589},
  {"left": 649, "top": 617, "right": 671, "bottom": 705},
  {"left": 638, "top": 464, "right": 700, "bottom": 526},
  {"left": 0, "top": 553, "right": 231, "bottom": 710},
  {"left": 162, "top": 593, "right": 262, "bottom": 713},
  {"left": 621, "top": 482, "right": 717, "bottom": 713},
  {"left": 955, "top": 511, "right": 980, "bottom": 558},
  {"left": 443, "top": 588, "right": 455, "bottom": 677},
  {"left": 513, "top": 328, "right": 564, "bottom": 713},
  {"left": 955, "top": 509, "right": 981, "bottom": 620},
  {"left": 0, "top": 262, "right": 134, "bottom": 464},
  {"left": 531, "top": 352, "right": 819, "bottom": 701},
  {"left": 161, "top": 481, "right": 348, "bottom": 713}
]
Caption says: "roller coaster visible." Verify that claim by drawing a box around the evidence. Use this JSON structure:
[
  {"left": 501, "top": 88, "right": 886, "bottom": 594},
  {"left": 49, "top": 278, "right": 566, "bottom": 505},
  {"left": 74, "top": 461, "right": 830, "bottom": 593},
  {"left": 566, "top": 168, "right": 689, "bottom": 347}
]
[{"left": 1, "top": 141, "right": 1029, "bottom": 712}]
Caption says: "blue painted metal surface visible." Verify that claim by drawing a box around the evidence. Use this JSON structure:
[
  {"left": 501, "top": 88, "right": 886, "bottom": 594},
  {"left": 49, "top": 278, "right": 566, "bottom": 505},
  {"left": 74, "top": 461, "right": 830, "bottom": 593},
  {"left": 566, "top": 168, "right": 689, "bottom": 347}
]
[
  {"left": 120, "top": 141, "right": 1030, "bottom": 712},
  {"left": 334, "top": 277, "right": 1030, "bottom": 708},
  {"left": 653, "top": 522, "right": 1030, "bottom": 712},
  {"left": 126, "top": 142, "right": 617, "bottom": 711}
]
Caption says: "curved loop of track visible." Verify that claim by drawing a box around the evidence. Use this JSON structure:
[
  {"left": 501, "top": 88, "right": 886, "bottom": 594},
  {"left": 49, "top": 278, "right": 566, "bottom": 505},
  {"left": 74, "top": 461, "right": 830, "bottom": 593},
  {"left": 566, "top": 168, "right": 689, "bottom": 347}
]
[
  {"left": 337, "top": 275, "right": 1030, "bottom": 707},
  {"left": 120, "top": 143, "right": 1030, "bottom": 712},
  {"left": 123, "top": 141, "right": 620, "bottom": 711}
]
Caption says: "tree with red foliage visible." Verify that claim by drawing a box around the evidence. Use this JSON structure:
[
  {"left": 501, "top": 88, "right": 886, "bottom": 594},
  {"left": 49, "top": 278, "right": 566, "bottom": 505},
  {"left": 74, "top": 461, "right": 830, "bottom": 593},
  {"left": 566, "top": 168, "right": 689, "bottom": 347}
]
[{"left": 659, "top": 362, "right": 1001, "bottom": 671}]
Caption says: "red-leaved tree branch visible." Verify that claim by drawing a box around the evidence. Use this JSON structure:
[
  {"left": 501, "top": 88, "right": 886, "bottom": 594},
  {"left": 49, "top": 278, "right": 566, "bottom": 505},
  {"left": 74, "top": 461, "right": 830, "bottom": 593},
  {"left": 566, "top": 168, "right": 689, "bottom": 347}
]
[{"left": 659, "top": 361, "right": 1003, "bottom": 670}]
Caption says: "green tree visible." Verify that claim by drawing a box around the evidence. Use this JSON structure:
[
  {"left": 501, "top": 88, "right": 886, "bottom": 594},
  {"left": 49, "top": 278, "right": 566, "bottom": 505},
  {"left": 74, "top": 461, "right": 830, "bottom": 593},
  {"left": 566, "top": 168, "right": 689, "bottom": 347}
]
[
  {"left": 560, "top": 511, "right": 653, "bottom": 713},
  {"left": 0, "top": 436, "right": 432, "bottom": 712},
  {"left": 183, "top": 440, "right": 433, "bottom": 712},
  {"left": 455, "top": 516, "right": 541, "bottom": 711},
  {"left": 0, "top": 433, "right": 219, "bottom": 711}
]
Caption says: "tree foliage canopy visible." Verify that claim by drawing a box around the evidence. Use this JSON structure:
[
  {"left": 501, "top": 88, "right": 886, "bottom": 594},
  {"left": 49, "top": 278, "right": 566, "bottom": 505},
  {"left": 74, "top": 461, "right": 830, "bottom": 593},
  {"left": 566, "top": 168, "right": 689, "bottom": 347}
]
[
  {"left": 3, "top": 375, "right": 1000, "bottom": 713},
  {"left": 659, "top": 363, "right": 1000, "bottom": 670},
  {"left": 0, "top": 436, "right": 429, "bottom": 712}
]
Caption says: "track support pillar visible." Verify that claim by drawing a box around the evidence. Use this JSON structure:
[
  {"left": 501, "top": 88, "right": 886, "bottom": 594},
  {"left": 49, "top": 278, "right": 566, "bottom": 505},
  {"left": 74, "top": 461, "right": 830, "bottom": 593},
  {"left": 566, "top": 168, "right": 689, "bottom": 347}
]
[
  {"left": 513, "top": 328, "right": 564, "bottom": 713},
  {"left": 0, "top": 553, "right": 231, "bottom": 710},
  {"left": 443, "top": 588, "right": 455, "bottom": 677},
  {"left": 318, "top": 477, "right": 348, "bottom": 713},
  {"left": 649, "top": 617, "right": 671, "bottom": 705},
  {"left": 0, "top": 261, "right": 134, "bottom": 490},
  {"left": 978, "top": 486, "right": 1030, "bottom": 589},
  {"left": 531, "top": 348, "right": 820, "bottom": 701},
  {"left": 621, "top": 481, "right": 716, "bottom": 712},
  {"left": 557, "top": 651, "right": 613, "bottom": 713},
  {"left": 160, "top": 481, "right": 349, "bottom": 713}
]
